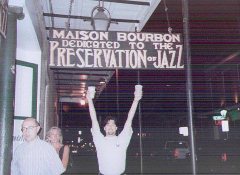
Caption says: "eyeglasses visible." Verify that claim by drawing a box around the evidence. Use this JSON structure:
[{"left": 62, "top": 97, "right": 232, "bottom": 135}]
[{"left": 21, "top": 126, "right": 38, "bottom": 132}]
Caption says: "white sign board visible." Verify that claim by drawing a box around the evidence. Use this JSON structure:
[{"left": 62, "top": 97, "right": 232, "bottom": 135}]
[
  {"left": 179, "top": 126, "right": 188, "bottom": 136},
  {"left": 221, "top": 120, "right": 229, "bottom": 132},
  {"left": 213, "top": 115, "right": 225, "bottom": 120},
  {"left": 49, "top": 30, "right": 184, "bottom": 70}
]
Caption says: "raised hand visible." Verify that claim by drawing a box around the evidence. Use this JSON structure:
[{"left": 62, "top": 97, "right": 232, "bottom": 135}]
[
  {"left": 134, "top": 85, "right": 143, "bottom": 101},
  {"left": 87, "top": 86, "right": 96, "bottom": 100}
]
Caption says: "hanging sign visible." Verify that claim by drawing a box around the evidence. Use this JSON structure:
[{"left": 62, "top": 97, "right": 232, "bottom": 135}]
[
  {"left": 0, "top": 0, "right": 8, "bottom": 38},
  {"left": 49, "top": 29, "right": 184, "bottom": 70},
  {"left": 213, "top": 115, "right": 225, "bottom": 121}
]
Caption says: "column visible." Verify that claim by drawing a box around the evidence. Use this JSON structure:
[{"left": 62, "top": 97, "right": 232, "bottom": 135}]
[{"left": 0, "top": 6, "right": 24, "bottom": 175}]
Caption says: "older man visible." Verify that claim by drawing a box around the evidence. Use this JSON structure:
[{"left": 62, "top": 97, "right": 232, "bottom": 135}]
[{"left": 11, "top": 117, "right": 65, "bottom": 175}]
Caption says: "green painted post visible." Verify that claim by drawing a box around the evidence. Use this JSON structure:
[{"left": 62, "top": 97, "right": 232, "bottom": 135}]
[{"left": 0, "top": 6, "right": 24, "bottom": 175}]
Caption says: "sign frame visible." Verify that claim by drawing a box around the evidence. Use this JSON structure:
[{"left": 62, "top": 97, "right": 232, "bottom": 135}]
[{"left": 49, "top": 29, "right": 184, "bottom": 70}]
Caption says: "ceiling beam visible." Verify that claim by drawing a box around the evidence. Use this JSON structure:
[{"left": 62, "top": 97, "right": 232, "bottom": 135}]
[
  {"left": 93, "top": 0, "right": 150, "bottom": 6},
  {"left": 53, "top": 72, "right": 111, "bottom": 77},
  {"left": 55, "top": 80, "right": 100, "bottom": 85},
  {"left": 43, "top": 13, "right": 140, "bottom": 25},
  {"left": 53, "top": 69, "right": 113, "bottom": 74}
]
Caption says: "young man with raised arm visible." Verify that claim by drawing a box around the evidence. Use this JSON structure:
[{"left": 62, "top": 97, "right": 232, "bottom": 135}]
[{"left": 86, "top": 85, "right": 143, "bottom": 175}]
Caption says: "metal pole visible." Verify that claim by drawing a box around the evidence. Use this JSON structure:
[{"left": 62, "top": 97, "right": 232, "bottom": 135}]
[
  {"left": 182, "top": 0, "right": 197, "bottom": 174},
  {"left": 0, "top": 6, "right": 24, "bottom": 175},
  {"left": 115, "top": 69, "right": 120, "bottom": 130},
  {"left": 137, "top": 71, "right": 143, "bottom": 174}
]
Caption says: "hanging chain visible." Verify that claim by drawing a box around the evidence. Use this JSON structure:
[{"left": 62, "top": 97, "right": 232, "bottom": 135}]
[
  {"left": 115, "top": 68, "right": 120, "bottom": 126},
  {"left": 163, "top": 0, "right": 172, "bottom": 34},
  {"left": 113, "top": 68, "right": 120, "bottom": 135},
  {"left": 99, "top": 0, "right": 105, "bottom": 7},
  {"left": 49, "top": 0, "right": 55, "bottom": 28},
  {"left": 66, "top": 0, "right": 74, "bottom": 30}
]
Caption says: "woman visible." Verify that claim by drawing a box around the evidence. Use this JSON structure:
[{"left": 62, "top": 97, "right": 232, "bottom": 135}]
[{"left": 46, "top": 126, "right": 70, "bottom": 169}]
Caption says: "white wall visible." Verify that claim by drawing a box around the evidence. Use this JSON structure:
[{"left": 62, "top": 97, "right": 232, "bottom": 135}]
[{"left": 9, "top": 0, "right": 42, "bottom": 150}]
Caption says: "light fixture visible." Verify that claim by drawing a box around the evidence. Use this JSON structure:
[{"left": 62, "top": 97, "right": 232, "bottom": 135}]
[
  {"left": 91, "top": 0, "right": 111, "bottom": 31},
  {"left": 80, "top": 98, "right": 86, "bottom": 106},
  {"left": 99, "top": 78, "right": 106, "bottom": 84}
]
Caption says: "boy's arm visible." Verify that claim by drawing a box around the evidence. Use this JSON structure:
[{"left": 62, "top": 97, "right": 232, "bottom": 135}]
[
  {"left": 124, "top": 85, "right": 143, "bottom": 128},
  {"left": 86, "top": 87, "right": 100, "bottom": 131}
]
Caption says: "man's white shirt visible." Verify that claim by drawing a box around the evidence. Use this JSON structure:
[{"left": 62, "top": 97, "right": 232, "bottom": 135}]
[{"left": 91, "top": 127, "right": 133, "bottom": 175}]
